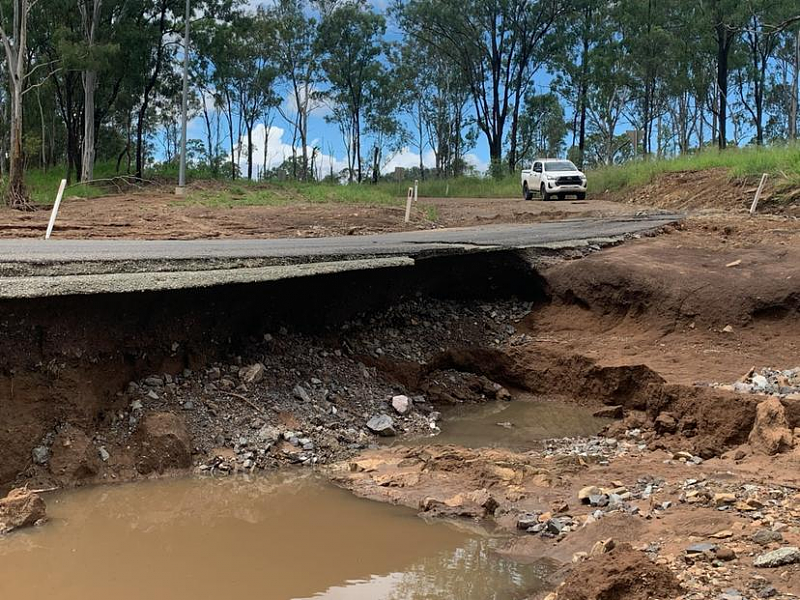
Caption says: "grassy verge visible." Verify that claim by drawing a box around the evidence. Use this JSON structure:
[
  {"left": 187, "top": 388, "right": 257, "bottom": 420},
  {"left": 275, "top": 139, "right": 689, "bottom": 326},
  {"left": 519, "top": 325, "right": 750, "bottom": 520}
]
[
  {"left": 14, "top": 144, "right": 799, "bottom": 208},
  {"left": 11, "top": 163, "right": 120, "bottom": 205},
  {"left": 588, "top": 145, "right": 800, "bottom": 194},
  {"left": 185, "top": 181, "right": 400, "bottom": 208}
]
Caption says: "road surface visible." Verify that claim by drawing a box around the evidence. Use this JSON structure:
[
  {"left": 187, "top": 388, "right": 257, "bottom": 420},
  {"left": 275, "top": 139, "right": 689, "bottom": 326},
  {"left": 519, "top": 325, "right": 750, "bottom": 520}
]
[{"left": 0, "top": 215, "right": 679, "bottom": 298}]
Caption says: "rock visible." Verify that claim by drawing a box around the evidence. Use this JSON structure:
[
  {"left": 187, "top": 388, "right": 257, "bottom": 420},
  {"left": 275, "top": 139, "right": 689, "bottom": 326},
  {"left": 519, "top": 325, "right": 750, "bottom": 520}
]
[
  {"left": 134, "top": 412, "right": 192, "bottom": 475},
  {"left": 293, "top": 384, "right": 312, "bottom": 403},
  {"left": 366, "top": 414, "right": 396, "bottom": 437},
  {"left": 0, "top": 489, "right": 46, "bottom": 534},
  {"left": 686, "top": 542, "right": 717, "bottom": 554},
  {"left": 239, "top": 363, "right": 266, "bottom": 384},
  {"left": 516, "top": 513, "right": 540, "bottom": 530},
  {"left": 256, "top": 425, "right": 282, "bottom": 444},
  {"left": 748, "top": 397, "right": 793, "bottom": 455},
  {"left": 655, "top": 412, "right": 678, "bottom": 434},
  {"left": 32, "top": 445, "right": 49, "bottom": 465},
  {"left": 719, "top": 590, "right": 743, "bottom": 600},
  {"left": 420, "top": 489, "right": 498, "bottom": 519},
  {"left": 590, "top": 538, "right": 616, "bottom": 556},
  {"left": 714, "top": 492, "right": 737, "bottom": 506},
  {"left": 98, "top": 446, "right": 110, "bottom": 462},
  {"left": 578, "top": 486, "right": 601, "bottom": 504},
  {"left": 751, "top": 529, "right": 783, "bottom": 546},
  {"left": 391, "top": 395, "right": 411, "bottom": 415},
  {"left": 722, "top": 325, "right": 734, "bottom": 333},
  {"left": 593, "top": 405, "right": 623, "bottom": 419},
  {"left": 715, "top": 546, "right": 736, "bottom": 561},
  {"left": 753, "top": 547, "right": 800, "bottom": 568},
  {"left": 545, "top": 518, "right": 566, "bottom": 535}
]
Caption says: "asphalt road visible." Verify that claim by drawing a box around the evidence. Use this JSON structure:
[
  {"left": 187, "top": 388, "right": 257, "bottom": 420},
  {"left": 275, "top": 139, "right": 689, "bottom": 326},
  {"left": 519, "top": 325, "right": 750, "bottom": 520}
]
[{"left": 0, "top": 215, "right": 679, "bottom": 297}]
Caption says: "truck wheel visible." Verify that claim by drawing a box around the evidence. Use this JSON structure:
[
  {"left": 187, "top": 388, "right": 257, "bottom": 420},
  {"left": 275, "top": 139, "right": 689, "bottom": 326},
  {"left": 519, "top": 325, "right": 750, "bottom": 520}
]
[
  {"left": 522, "top": 183, "right": 533, "bottom": 201},
  {"left": 576, "top": 192, "right": 586, "bottom": 200},
  {"left": 540, "top": 184, "right": 552, "bottom": 201}
]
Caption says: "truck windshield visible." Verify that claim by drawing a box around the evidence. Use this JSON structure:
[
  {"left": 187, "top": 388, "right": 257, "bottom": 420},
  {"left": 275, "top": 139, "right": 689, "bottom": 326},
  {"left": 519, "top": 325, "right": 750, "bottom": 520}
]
[{"left": 544, "top": 161, "right": 577, "bottom": 172}]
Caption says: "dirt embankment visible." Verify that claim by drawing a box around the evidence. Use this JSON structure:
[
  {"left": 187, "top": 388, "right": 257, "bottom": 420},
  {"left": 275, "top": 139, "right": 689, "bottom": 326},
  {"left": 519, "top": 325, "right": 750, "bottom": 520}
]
[{"left": 597, "top": 167, "right": 800, "bottom": 217}]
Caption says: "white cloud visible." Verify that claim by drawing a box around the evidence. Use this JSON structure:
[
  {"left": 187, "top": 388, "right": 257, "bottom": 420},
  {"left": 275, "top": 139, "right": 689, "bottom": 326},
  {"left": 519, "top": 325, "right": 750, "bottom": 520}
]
[{"left": 234, "top": 123, "right": 349, "bottom": 179}]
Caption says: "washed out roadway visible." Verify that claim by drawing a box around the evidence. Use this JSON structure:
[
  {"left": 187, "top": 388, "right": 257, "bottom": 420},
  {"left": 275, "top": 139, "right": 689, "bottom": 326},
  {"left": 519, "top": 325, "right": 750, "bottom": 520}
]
[{"left": 0, "top": 215, "right": 679, "bottom": 298}]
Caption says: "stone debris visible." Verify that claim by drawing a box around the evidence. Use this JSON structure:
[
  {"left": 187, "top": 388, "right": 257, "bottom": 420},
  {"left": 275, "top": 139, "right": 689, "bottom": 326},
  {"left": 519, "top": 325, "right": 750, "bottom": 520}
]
[
  {"left": 0, "top": 488, "right": 46, "bottom": 534},
  {"left": 366, "top": 414, "right": 396, "bottom": 437},
  {"left": 753, "top": 547, "right": 800, "bottom": 568},
  {"left": 715, "top": 367, "right": 800, "bottom": 397},
  {"left": 391, "top": 395, "right": 411, "bottom": 415}
]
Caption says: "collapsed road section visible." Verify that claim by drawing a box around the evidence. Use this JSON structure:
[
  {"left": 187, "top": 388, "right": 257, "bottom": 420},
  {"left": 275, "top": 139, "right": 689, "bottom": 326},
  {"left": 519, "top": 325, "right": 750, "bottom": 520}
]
[{"left": 0, "top": 216, "right": 677, "bottom": 297}]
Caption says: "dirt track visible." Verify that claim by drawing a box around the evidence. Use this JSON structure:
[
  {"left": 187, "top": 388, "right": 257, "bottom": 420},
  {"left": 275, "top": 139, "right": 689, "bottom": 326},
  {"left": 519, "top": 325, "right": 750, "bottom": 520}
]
[{"left": 0, "top": 189, "right": 649, "bottom": 240}]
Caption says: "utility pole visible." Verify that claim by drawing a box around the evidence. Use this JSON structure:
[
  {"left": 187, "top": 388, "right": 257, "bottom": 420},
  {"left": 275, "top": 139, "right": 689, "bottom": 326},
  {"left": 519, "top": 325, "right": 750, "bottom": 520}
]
[{"left": 176, "top": 0, "right": 191, "bottom": 196}]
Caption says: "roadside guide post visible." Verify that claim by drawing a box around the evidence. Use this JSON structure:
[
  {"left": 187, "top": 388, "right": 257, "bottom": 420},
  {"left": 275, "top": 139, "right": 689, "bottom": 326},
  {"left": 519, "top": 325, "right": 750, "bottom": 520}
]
[
  {"left": 45, "top": 179, "right": 68, "bottom": 240},
  {"left": 749, "top": 173, "right": 768, "bottom": 217},
  {"left": 405, "top": 187, "right": 413, "bottom": 223}
]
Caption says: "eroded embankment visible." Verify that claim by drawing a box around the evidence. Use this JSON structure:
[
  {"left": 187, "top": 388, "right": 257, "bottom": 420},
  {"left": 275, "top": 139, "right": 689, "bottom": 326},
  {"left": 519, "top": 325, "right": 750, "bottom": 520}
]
[{"left": 0, "top": 249, "right": 548, "bottom": 491}]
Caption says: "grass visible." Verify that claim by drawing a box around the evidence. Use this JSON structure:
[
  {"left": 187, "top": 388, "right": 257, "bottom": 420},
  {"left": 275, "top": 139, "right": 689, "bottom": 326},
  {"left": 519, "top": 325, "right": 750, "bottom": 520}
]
[
  {"left": 588, "top": 144, "right": 800, "bottom": 194},
  {"left": 11, "top": 162, "right": 119, "bottom": 205},
  {"left": 185, "top": 180, "right": 400, "bottom": 208},
  {"left": 12, "top": 144, "right": 799, "bottom": 208}
]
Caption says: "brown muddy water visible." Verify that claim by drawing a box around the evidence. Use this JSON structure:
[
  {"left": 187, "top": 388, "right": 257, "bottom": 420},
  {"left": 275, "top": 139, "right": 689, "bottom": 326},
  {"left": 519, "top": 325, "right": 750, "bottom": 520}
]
[
  {"left": 414, "top": 395, "right": 610, "bottom": 450},
  {"left": 0, "top": 473, "right": 552, "bottom": 600}
]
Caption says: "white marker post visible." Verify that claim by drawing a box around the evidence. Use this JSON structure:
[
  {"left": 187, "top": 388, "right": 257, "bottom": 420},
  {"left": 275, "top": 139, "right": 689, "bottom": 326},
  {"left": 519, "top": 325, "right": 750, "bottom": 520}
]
[
  {"left": 414, "top": 179, "right": 418, "bottom": 203},
  {"left": 749, "top": 173, "right": 768, "bottom": 217},
  {"left": 45, "top": 179, "right": 68, "bottom": 240},
  {"left": 404, "top": 187, "right": 413, "bottom": 223}
]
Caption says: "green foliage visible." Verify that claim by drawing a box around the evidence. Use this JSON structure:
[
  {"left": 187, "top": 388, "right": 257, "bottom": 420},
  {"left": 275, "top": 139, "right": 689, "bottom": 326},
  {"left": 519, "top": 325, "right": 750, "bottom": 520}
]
[
  {"left": 588, "top": 145, "right": 800, "bottom": 193},
  {"left": 185, "top": 181, "right": 400, "bottom": 208}
]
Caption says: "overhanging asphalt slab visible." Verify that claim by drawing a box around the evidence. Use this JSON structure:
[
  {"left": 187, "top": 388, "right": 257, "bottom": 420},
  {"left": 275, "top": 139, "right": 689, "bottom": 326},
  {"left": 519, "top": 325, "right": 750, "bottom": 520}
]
[{"left": 0, "top": 214, "right": 681, "bottom": 297}]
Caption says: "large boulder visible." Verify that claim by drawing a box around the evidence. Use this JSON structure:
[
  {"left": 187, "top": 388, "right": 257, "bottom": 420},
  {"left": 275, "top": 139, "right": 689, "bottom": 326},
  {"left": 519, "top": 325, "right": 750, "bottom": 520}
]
[
  {"left": 0, "top": 488, "right": 46, "bottom": 534},
  {"left": 135, "top": 412, "right": 192, "bottom": 475},
  {"left": 748, "top": 397, "right": 793, "bottom": 455}
]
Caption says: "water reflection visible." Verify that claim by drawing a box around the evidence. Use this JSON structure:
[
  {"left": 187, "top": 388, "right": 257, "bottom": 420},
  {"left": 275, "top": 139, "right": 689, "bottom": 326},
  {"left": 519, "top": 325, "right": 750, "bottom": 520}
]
[
  {"left": 409, "top": 395, "right": 609, "bottom": 451},
  {"left": 0, "top": 474, "right": 551, "bottom": 600}
]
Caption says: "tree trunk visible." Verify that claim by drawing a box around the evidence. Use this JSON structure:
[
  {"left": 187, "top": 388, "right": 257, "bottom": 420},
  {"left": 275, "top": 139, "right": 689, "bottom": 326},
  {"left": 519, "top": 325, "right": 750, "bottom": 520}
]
[
  {"left": 82, "top": 69, "right": 97, "bottom": 181},
  {"left": 716, "top": 23, "right": 731, "bottom": 150},
  {"left": 135, "top": 0, "right": 168, "bottom": 180},
  {"left": 80, "top": 0, "right": 102, "bottom": 182},
  {"left": 2, "top": 0, "right": 31, "bottom": 208},
  {"left": 791, "top": 29, "right": 799, "bottom": 141},
  {"left": 246, "top": 122, "right": 253, "bottom": 180},
  {"left": 36, "top": 87, "right": 46, "bottom": 171}
]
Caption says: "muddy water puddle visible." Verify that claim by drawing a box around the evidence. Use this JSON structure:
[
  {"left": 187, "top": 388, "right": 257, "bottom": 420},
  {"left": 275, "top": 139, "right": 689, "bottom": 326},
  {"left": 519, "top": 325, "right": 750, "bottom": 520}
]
[
  {"left": 414, "top": 395, "right": 609, "bottom": 450},
  {"left": 0, "top": 474, "right": 551, "bottom": 600}
]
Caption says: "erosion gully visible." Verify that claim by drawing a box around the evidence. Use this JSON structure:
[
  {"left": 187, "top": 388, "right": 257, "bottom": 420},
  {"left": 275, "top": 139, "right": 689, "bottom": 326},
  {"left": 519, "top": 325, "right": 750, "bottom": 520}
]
[{"left": 2, "top": 239, "right": 798, "bottom": 600}]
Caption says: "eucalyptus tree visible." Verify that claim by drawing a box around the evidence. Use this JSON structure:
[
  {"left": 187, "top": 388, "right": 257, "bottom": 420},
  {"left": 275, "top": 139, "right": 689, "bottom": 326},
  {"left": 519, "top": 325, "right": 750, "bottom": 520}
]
[
  {"left": 267, "top": 0, "right": 321, "bottom": 181},
  {"left": 396, "top": 0, "right": 569, "bottom": 176},
  {"left": 317, "top": 0, "right": 386, "bottom": 183},
  {"left": 0, "top": 0, "right": 38, "bottom": 207}
]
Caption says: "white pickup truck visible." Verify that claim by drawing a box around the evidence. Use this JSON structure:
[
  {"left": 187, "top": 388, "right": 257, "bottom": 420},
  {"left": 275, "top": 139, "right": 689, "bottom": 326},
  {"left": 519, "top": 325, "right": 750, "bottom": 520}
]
[{"left": 521, "top": 158, "right": 587, "bottom": 201}]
